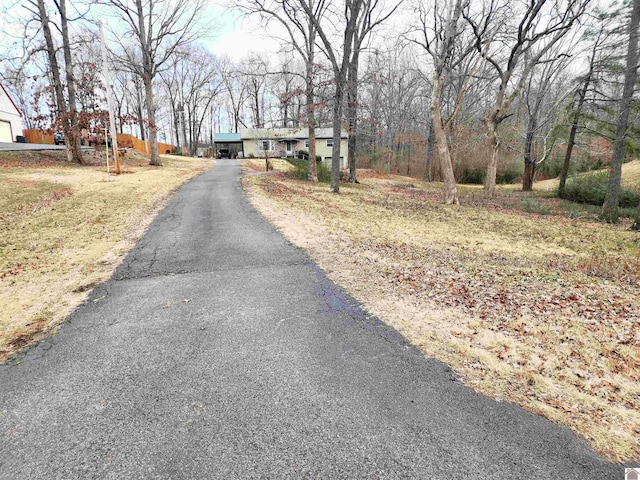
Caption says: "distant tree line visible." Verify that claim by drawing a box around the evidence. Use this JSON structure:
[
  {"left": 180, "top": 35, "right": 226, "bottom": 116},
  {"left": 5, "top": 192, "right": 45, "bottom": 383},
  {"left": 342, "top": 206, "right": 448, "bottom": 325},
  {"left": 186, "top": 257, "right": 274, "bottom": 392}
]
[{"left": 1, "top": 0, "right": 639, "bottom": 221}]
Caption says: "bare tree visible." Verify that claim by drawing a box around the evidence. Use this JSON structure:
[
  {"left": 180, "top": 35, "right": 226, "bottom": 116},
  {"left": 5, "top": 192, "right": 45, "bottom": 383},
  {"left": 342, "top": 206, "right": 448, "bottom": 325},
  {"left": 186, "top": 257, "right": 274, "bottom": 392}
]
[
  {"left": 236, "top": 0, "right": 329, "bottom": 182},
  {"left": 519, "top": 47, "right": 574, "bottom": 191},
  {"left": 30, "top": 0, "right": 85, "bottom": 164},
  {"left": 241, "top": 54, "right": 269, "bottom": 128},
  {"left": 102, "top": 0, "right": 206, "bottom": 166},
  {"left": 346, "top": 0, "right": 400, "bottom": 183},
  {"left": 58, "top": 0, "right": 84, "bottom": 164},
  {"left": 466, "top": 0, "right": 591, "bottom": 197},
  {"left": 299, "top": 0, "right": 366, "bottom": 192},
  {"left": 602, "top": 0, "right": 640, "bottom": 222},
  {"left": 410, "top": 0, "right": 480, "bottom": 204},
  {"left": 219, "top": 56, "right": 249, "bottom": 133}
]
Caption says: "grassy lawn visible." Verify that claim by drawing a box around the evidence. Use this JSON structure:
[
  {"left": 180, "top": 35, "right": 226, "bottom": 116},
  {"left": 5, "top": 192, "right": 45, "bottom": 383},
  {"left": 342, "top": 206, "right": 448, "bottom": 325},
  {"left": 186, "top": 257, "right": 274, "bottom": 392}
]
[
  {"left": 244, "top": 157, "right": 296, "bottom": 172},
  {"left": 242, "top": 160, "right": 640, "bottom": 462},
  {"left": 0, "top": 149, "right": 212, "bottom": 360},
  {"left": 534, "top": 159, "right": 640, "bottom": 192}
]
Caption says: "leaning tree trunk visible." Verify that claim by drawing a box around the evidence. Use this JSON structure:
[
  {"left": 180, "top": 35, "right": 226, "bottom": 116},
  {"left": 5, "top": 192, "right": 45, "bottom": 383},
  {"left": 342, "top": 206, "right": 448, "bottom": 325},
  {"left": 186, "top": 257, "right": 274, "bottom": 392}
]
[
  {"left": 558, "top": 108, "right": 579, "bottom": 198},
  {"left": 522, "top": 118, "right": 537, "bottom": 191},
  {"left": 143, "top": 72, "right": 161, "bottom": 166},
  {"left": 558, "top": 65, "right": 592, "bottom": 198},
  {"left": 431, "top": 78, "right": 459, "bottom": 205},
  {"left": 59, "top": 0, "right": 84, "bottom": 165},
  {"left": 603, "top": 0, "right": 640, "bottom": 222}
]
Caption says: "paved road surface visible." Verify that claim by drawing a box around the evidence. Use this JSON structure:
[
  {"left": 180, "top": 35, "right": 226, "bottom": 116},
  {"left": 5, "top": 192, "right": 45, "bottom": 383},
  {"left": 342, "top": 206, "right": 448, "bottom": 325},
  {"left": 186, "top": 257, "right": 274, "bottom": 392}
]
[{"left": 0, "top": 159, "right": 620, "bottom": 479}]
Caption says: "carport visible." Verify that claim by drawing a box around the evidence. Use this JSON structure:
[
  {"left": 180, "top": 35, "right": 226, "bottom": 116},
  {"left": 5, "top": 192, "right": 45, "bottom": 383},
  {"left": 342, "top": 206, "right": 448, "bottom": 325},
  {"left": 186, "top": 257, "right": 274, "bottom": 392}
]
[{"left": 213, "top": 133, "right": 243, "bottom": 158}]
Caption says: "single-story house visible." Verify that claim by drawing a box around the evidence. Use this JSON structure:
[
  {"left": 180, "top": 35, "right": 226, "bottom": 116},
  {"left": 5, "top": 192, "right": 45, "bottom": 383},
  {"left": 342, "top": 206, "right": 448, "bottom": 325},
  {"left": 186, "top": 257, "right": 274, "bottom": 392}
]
[
  {"left": 0, "top": 82, "right": 24, "bottom": 143},
  {"left": 213, "top": 133, "right": 244, "bottom": 158},
  {"left": 213, "top": 128, "right": 349, "bottom": 168}
]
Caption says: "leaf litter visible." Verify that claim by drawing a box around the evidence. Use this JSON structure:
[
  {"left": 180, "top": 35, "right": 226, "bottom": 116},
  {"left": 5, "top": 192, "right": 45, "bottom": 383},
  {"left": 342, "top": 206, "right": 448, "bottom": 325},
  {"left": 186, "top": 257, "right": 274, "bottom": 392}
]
[{"left": 243, "top": 164, "right": 640, "bottom": 462}]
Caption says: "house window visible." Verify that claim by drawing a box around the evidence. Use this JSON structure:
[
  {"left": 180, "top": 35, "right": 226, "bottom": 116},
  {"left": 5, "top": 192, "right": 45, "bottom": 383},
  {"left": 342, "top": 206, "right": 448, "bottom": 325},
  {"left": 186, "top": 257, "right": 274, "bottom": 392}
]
[
  {"left": 304, "top": 140, "right": 309, "bottom": 148},
  {"left": 326, "top": 139, "right": 333, "bottom": 147},
  {"left": 259, "top": 140, "right": 273, "bottom": 152}
]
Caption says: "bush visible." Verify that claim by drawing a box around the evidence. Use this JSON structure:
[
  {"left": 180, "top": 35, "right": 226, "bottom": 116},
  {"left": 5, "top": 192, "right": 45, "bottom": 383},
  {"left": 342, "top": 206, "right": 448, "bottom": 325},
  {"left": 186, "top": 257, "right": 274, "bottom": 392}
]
[
  {"left": 632, "top": 208, "right": 640, "bottom": 231},
  {"left": 460, "top": 167, "right": 486, "bottom": 185},
  {"left": 496, "top": 160, "right": 522, "bottom": 184},
  {"left": 458, "top": 159, "right": 521, "bottom": 185},
  {"left": 560, "top": 171, "right": 640, "bottom": 208},
  {"left": 287, "top": 159, "right": 331, "bottom": 183},
  {"left": 295, "top": 150, "right": 321, "bottom": 162},
  {"left": 521, "top": 198, "right": 550, "bottom": 215},
  {"left": 540, "top": 155, "right": 564, "bottom": 179}
]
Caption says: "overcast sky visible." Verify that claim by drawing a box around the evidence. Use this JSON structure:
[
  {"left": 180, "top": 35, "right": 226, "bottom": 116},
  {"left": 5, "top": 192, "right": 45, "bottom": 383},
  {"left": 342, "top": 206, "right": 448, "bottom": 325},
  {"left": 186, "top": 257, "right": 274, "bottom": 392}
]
[{"left": 205, "top": 3, "right": 283, "bottom": 59}]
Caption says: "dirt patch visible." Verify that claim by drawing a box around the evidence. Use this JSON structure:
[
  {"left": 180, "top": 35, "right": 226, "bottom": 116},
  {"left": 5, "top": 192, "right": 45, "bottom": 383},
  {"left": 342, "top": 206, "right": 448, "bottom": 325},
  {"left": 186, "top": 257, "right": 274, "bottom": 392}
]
[
  {"left": 0, "top": 152, "right": 213, "bottom": 360},
  {"left": 242, "top": 170, "right": 640, "bottom": 462}
]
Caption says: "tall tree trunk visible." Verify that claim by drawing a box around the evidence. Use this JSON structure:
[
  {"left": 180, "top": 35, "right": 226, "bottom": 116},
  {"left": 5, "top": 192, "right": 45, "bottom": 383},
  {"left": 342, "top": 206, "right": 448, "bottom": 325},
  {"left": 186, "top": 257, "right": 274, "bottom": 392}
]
[
  {"left": 135, "top": 79, "right": 146, "bottom": 141},
  {"left": 347, "top": 51, "right": 359, "bottom": 183},
  {"left": 330, "top": 80, "right": 345, "bottom": 192},
  {"left": 431, "top": 77, "right": 459, "bottom": 204},
  {"left": 172, "top": 101, "right": 181, "bottom": 150},
  {"left": 59, "top": 0, "right": 84, "bottom": 165},
  {"left": 144, "top": 73, "right": 161, "bottom": 166},
  {"left": 36, "top": 0, "right": 73, "bottom": 163},
  {"left": 484, "top": 116, "right": 499, "bottom": 197},
  {"left": 306, "top": 56, "right": 318, "bottom": 182},
  {"left": 559, "top": 63, "right": 593, "bottom": 197},
  {"left": 425, "top": 122, "right": 434, "bottom": 181},
  {"left": 522, "top": 117, "right": 536, "bottom": 191},
  {"left": 603, "top": 0, "right": 640, "bottom": 222}
]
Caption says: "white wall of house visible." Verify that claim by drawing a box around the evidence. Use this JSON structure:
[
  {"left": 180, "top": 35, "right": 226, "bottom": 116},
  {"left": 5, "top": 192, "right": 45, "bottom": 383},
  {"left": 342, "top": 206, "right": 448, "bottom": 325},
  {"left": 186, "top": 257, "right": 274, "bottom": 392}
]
[
  {"left": 0, "top": 86, "right": 23, "bottom": 143},
  {"left": 242, "top": 137, "right": 348, "bottom": 168}
]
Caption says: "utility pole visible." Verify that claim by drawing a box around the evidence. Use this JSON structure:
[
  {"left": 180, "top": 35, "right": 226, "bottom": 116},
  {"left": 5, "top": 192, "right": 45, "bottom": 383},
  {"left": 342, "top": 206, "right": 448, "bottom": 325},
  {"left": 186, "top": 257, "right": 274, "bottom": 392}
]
[{"left": 99, "top": 21, "right": 121, "bottom": 174}]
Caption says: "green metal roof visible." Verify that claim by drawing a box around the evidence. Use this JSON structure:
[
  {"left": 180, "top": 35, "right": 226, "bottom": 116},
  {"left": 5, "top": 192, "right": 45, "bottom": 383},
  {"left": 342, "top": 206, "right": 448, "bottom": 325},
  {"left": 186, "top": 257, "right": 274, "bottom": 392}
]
[{"left": 214, "top": 133, "right": 242, "bottom": 142}]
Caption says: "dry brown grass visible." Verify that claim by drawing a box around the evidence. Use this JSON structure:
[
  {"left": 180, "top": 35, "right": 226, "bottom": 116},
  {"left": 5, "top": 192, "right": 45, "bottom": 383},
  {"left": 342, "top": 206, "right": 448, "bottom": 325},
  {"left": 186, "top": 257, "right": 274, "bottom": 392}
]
[
  {"left": 535, "top": 159, "right": 640, "bottom": 191},
  {"left": 0, "top": 150, "right": 212, "bottom": 360},
  {"left": 243, "top": 168, "right": 640, "bottom": 462},
  {"left": 244, "top": 157, "right": 295, "bottom": 173}
]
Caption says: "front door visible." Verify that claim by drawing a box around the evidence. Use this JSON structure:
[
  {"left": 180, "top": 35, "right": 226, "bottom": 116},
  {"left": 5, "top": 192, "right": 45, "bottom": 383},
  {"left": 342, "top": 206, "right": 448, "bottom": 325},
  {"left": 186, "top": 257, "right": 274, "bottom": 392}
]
[{"left": 285, "top": 141, "right": 293, "bottom": 156}]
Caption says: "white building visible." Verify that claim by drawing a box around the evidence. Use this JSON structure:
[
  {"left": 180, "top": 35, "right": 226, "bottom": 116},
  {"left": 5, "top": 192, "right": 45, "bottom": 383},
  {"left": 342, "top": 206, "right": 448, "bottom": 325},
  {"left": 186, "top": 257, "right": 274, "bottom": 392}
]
[{"left": 0, "top": 83, "right": 24, "bottom": 143}]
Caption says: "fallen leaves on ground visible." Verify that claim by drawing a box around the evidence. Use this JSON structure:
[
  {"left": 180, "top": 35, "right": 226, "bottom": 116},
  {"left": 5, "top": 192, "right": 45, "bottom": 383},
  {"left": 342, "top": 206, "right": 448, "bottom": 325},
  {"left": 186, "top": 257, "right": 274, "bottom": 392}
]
[
  {"left": 0, "top": 151, "right": 213, "bottom": 360},
  {"left": 243, "top": 166, "right": 640, "bottom": 462}
]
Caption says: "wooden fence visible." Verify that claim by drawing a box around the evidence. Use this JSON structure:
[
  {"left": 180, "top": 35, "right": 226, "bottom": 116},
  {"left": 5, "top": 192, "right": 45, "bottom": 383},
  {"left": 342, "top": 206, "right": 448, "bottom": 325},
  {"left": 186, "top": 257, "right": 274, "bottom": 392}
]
[
  {"left": 116, "top": 133, "right": 175, "bottom": 155},
  {"left": 22, "top": 129, "right": 54, "bottom": 144},
  {"left": 22, "top": 129, "right": 174, "bottom": 155}
]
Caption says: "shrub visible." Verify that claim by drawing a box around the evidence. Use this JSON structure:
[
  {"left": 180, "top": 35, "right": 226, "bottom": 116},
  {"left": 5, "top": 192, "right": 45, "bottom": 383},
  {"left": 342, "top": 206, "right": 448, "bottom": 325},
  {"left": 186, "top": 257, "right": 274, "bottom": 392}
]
[
  {"left": 632, "top": 207, "right": 640, "bottom": 231},
  {"left": 521, "top": 198, "right": 550, "bottom": 215},
  {"left": 287, "top": 159, "right": 331, "bottom": 183},
  {"left": 560, "top": 171, "right": 640, "bottom": 208},
  {"left": 460, "top": 168, "right": 486, "bottom": 184},
  {"left": 496, "top": 160, "right": 522, "bottom": 184},
  {"left": 540, "top": 155, "right": 564, "bottom": 179},
  {"left": 295, "top": 150, "right": 322, "bottom": 163}
]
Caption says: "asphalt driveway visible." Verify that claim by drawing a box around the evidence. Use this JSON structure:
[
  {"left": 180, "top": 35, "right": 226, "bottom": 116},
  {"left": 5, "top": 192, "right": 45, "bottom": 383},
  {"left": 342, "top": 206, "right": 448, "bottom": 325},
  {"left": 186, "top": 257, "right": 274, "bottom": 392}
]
[
  {"left": 0, "top": 141, "right": 94, "bottom": 152},
  {"left": 0, "top": 159, "right": 620, "bottom": 479}
]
